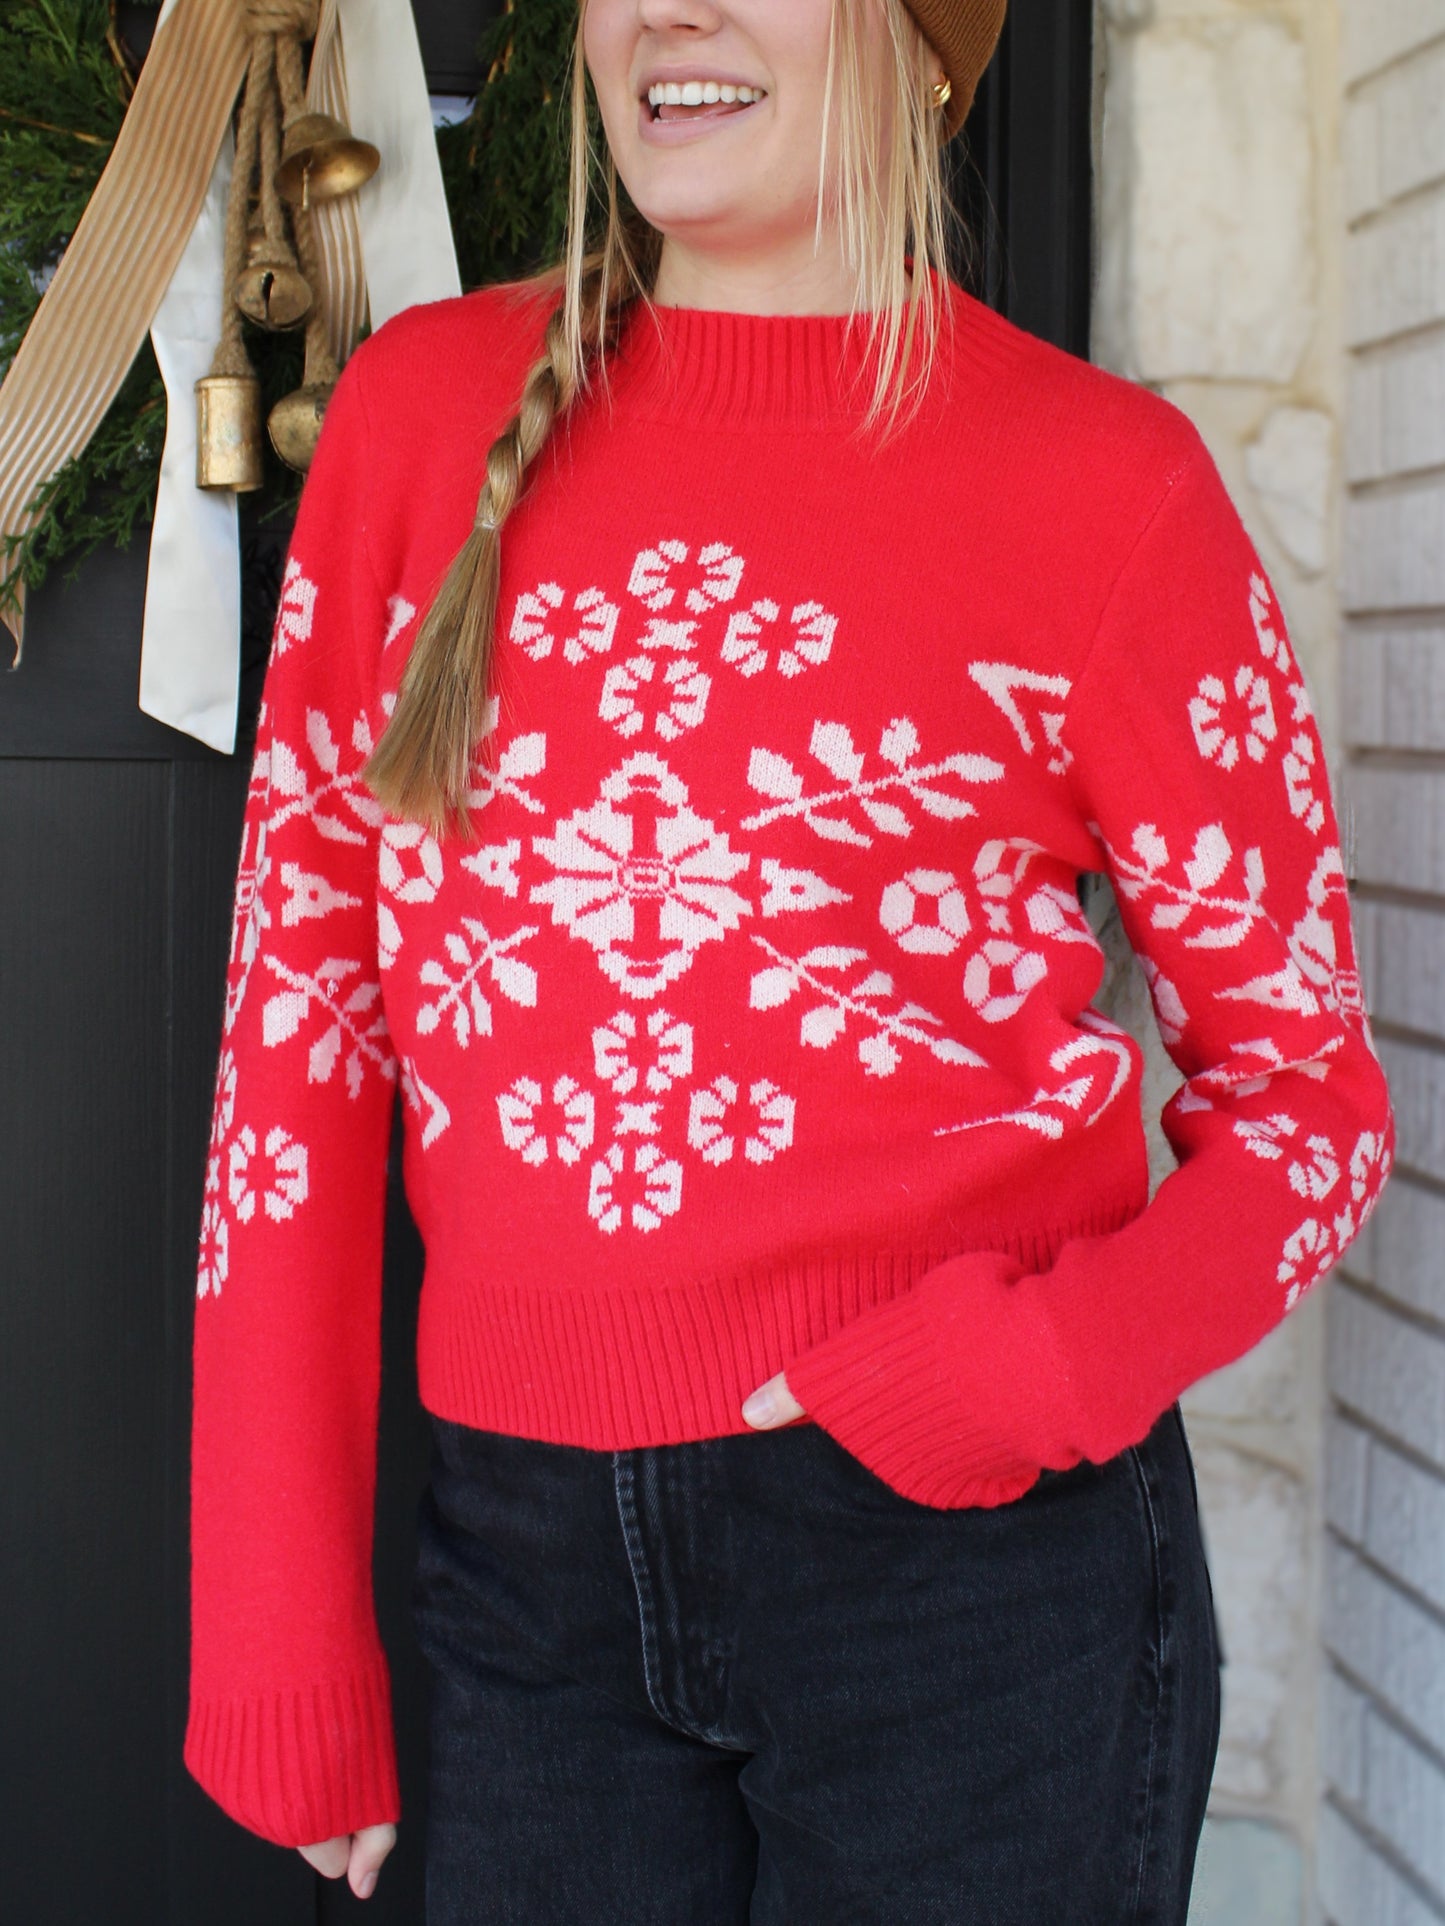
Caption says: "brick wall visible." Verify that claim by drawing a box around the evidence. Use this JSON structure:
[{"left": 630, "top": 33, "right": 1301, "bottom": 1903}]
[{"left": 1320, "top": 4, "right": 1445, "bottom": 1920}]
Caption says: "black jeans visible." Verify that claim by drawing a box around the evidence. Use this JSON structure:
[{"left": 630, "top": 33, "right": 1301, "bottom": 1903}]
[{"left": 410, "top": 1401, "right": 1221, "bottom": 1925}]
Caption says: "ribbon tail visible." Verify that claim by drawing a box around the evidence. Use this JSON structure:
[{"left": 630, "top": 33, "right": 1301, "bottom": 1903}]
[
  {"left": 340, "top": 0, "right": 462, "bottom": 326},
  {"left": 138, "top": 111, "right": 241, "bottom": 754}
]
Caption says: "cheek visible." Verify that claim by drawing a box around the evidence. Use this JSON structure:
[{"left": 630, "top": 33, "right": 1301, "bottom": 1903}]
[{"left": 580, "top": 3, "right": 630, "bottom": 118}]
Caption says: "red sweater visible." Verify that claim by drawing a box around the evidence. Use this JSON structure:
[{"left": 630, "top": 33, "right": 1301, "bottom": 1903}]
[{"left": 185, "top": 270, "right": 1394, "bottom": 1847}]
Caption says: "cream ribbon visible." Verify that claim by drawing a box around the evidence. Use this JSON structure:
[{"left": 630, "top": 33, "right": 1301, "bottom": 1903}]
[{"left": 342, "top": 0, "right": 462, "bottom": 329}]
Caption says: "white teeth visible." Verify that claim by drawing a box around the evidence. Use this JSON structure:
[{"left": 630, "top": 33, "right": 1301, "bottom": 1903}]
[{"left": 646, "top": 80, "right": 764, "bottom": 108}]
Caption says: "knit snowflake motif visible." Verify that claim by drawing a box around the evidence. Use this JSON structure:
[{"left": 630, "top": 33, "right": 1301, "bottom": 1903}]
[
  {"left": 1276, "top": 1125, "right": 1392, "bottom": 1311},
  {"left": 489, "top": 1008, "right": 798, "bottom": 1235},
  {"left": 197, "top": 1047, "right": 311, "bottom": 1298}
]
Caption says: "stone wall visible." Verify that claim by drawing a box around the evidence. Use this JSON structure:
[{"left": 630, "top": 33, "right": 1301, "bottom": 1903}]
[
  {"left": 1090, "top": 1, "right": 1346, "bottom": 1918},
  {"left": 1318, "top": 5, "right": 1445, "bottom": 1922}
]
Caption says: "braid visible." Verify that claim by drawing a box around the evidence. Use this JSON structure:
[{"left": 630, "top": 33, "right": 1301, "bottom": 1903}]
[{"left": 357, "top": 175, "right": 658, "bottom": 839}]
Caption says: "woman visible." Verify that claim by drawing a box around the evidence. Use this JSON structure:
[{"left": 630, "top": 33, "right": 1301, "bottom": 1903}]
[{"left": 184, "top": 0, "right": 1394, "bottom": 1918}]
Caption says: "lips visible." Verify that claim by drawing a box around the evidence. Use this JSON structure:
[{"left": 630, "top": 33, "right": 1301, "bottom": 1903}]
[
  {"left": 638, "top": 90, "right": 767, "bottom": 144},
  {"left": 654, "top": 99, "right": 751, "bottom": 123}
]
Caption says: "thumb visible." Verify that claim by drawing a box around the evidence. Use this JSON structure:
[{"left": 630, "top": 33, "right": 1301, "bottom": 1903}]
[
  {"left": 297, "top": 1822, "right": 397, "bottom": 1899},
  {"left": 349, "top": 1822, "right": 399, "bottom": 1900}
]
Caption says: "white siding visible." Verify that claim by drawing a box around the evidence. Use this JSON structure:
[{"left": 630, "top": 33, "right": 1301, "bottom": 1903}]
[{"left": 1327, "top": 10, "right": 1445, "bottom": 1915}]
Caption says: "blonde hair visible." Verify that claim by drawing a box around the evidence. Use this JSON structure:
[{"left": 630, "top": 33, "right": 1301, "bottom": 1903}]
[{"left": 360, "top": 0, "right": 966, "bottom": 839}]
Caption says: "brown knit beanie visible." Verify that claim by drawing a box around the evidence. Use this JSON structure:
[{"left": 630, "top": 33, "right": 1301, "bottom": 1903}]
[{"left": 901, "top": 0, "right": 1008, "bottom": 141}]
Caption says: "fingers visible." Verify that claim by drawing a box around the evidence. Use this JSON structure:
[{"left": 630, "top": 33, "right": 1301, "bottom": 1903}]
[
  {"left": 741, "top": 1368, "right": 806, "bottom": 1429},
  {"left": 297, "top": 1836, "right": 350, "bottom": 1880},
  {"left": 297, "top": 1821, "right": 397, "bottom": 1900},
  {"left": 349, "top": 1822, "right": 399, "bottom": 1900}
]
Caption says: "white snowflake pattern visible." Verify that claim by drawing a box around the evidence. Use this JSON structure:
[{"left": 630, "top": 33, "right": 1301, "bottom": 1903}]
[
  {"left": 1287, "top": 1133, "right": 1341, "bottom": 1202},
  {"left": 1189, "top": 665, "right": 1277, "bottom": 770},
  {"left": 400, "top": 1053, "right": 452, "bottom": 1150},
  {"left": 261, "top": 954, "right": 397, "bottom": 1097},
  {"left": 588, "top": 1142, "right": 685, "bottom": 1233},
  {"left": 208, "top": 1048, "right": 237, "bottom": 1157},
  {"left": 1139, "top": 955, "right": 1188, "bottom": 1046},
  {"left": 1282, "top": 730, "right": 1326, "bottom": 835},
  {"left": 503, "top": 541, "right": 838, "bottom": 685},
  {"left": 686, "top": 1077, "right": 796, "bottom": 1165},
  {"left": 493, "top": 1002, "right": 796, "bottom": 1231},
  {"left": 1277, "top": 1125, "right": 1392, "bottom": 1310},
  {"left": 630, "top": 538, "right": 744, "bottom": 618},
  {"left": 1232, "top": 1111, "right": 1299, "bottom": 1161},
  {"left": 531, "top": 753, "right": 752, "bottom": 1000},
  {"left": 1287, "top": 848, "right": 1365, "bottom": 1025},
  {"left": 381, "top": 594, "right": 417, "bottom": 652},
  {"left": 416, "top": 917, "right": 540, "bottom": 1047},
  {"left": 720, "top": 598, "right": 838, "bottom": 679},
  {"left": 200, "top": 1045, "right": 313, "bottom": 1298},
  {"left": 599, "top": 653, "right": 711, "bottom": 741},
  {"left": 879, "top": 869, "right": 971, "bottom": 955},
  {"left": 457, "top": 839, "right": 523, "bottom": 899},
  {"left": 1245, "top": 571, "right": 1332, "bottom": 835},
  {"left": 1250, "top": 572, "right": 1294, "bottom": 677},
  {"left": 497, "top": 1075, "right": 597, "bottom": 1166},
  {"left": 197, "top": 1197, "right": 228, "bottom": 1299},
  {"left": 466, "top": 708, "right": 548, "bottom": 818},
  {"left": 592, "top": 1008, "right": 693, "bottom": 1094},
  {"left": 224, "top": 806, "right": 271, "bottom": 1036},
  {"left": 268, "top": 708, "right": 384, "bottom": 845},
  {"left": 1106, "top": 822, "right": 1268, "bottom": 950},
  {"left": 511, "top": 581, "right": 621, "bottom": 664},
  {"left": 967, "top": 662, "right": 1073, "bottom": 775},
  {"left": 270, "top": 557, "right": 316, "bottom": 659},
  {"left": 963, "top": 939, "right": 1049, "bottom": 1024},
  {"left": 279, "top": 862, "right": 362, "bottom": 929},
  {"left": 227, "top": 1123, "right": 309, "bottom": 1223},
  {"left": 934, "top": 1012, "right": 1136, "bottom": 1141},
  {"left": 743, "top": 716, "right": 1004, "bottom": 848},
  {"left": 749, "top": 937, "right": 984, "bottom": 1078},
  {"left": 377, "top": 820, "right": 445, "bottom": 968}
]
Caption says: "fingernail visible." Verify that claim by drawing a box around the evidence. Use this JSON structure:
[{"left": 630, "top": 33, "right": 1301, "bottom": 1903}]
[
  {"left": 358, "top": 1871, "right": 377, "bottom": 1899},
  {"left": 742, "top": 1389, "right": 775, "bottom": 1426}
]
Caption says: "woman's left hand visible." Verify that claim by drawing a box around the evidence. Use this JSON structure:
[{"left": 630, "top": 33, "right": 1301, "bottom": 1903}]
[{"left": 741, "top": 1371, "right": 806, "bottom": 1429}]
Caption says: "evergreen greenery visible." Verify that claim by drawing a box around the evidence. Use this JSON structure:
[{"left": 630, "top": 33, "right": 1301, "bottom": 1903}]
[{"left": 0, "top": 0, "right": 581, "bottom": 615}]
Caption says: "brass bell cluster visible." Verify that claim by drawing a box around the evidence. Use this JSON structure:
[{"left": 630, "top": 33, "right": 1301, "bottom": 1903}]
[{"left": 195, "top": 3, "right": 378, "bottom": 490}]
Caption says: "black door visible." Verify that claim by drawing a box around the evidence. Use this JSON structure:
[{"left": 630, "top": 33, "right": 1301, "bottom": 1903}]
[{"left": 0, "top": 7, "right": 1093, "bottom": 1920}]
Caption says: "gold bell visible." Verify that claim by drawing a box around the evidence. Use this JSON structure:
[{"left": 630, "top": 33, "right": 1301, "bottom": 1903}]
[
  {"left": 195, "top": 372, "right": 265, "bottom": 490},
  {"left": 235, "top": 234, "right": 313, "bottom": 330},
  {"left": 275, "top": 113, "right": 380, "bottom": 209},
  {"left": 267, "top": 381, "right": 334, "bottom": 473}
]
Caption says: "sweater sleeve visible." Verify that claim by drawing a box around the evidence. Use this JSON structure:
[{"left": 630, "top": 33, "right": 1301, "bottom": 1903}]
[
  {"left": 782, "top": 437, "right": 1395, "bottom": 1509},
  {"left": 183, "top": 351, "right": 402, "bottom": 1846}
]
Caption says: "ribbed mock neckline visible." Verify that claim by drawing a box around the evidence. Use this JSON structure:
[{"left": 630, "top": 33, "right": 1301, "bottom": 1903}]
[{"left": 599, "top": 263, "right": 989, "bottom": 428}]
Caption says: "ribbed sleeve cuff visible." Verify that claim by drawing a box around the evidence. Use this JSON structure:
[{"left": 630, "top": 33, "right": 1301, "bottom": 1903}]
[
  {"left": 781, "top": 1250, "right": 1085, "bottom": 1509},
  {"left": 184, "top": 1652, "right": 401, "bottom": 1849}
]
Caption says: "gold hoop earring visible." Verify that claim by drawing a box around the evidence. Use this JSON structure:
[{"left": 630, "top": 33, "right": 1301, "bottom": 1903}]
[{"left": 930, "top": 73, "right": 952, "bottom": 111}]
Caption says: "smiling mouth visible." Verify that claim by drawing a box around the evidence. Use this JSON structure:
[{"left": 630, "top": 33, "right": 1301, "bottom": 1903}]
[{"left": 644, "top": 85, "right": 768, "bottom": 125}]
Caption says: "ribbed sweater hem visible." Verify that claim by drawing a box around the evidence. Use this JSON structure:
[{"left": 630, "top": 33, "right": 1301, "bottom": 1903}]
[
  {"left": 413, "top": 1198, "right": 1141, "bottom": 1452},
  {"left": 183, "top": 1652, "right": 400, "bottom": 1849}
]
